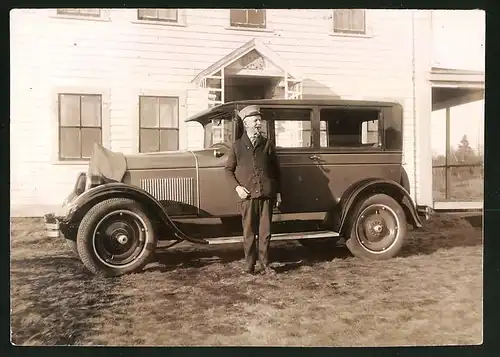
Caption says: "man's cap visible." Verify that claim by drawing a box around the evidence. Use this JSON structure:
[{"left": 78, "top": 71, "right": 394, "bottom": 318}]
[{"left": 238, "top": 105, "right": 262, "bottom": 120}]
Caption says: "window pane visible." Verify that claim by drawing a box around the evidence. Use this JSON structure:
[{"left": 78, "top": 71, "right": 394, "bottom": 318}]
[
  {"left": 60, "top": 128, "right": 81, "bottom": 159},
  {"left": 351, "top": 9, "right": 365, "bottom": 32},
  {"left": 432, "top": 167, "right": 446, "bottom": 201},
  {"left": 140, "top": 97, "right": 159, "bottom": 128},
  {"left": 448, "top": 166, "right": 484, "bottom": 201},
  {"left": 59, "top": 94, "right": 80, "bottom": 126},
  {"left": 448, "top": 100, "right": 484, "bottom": 166},
  {"left": 334, "top": 9, "right": 349, "bottom": 30},
  {"left": 57, "top": 9, "right": 100, "bottom": 17},
  {"left": 160, "top": 129, "right": 179, "bottom": 151},
  {"left": 159, "top": 97, "right": 179, "bottom": 128},
  {"left": 320, "top": 109, "right": 380, "bottom": 148},
  {"left": 247, "top": 9, "right": 265, "bottom": 26},
  {"left": 431, "top": 108, "right": 447, "bottom": 167},
  {"left": 81, "top": 95, "right": 101, "bottom": 127},
  {"left": 158, "top": 9, "right": 177, "bottom": 21},
  {"left": 138, "top": 9, "right": 158, "bottom": 19},
  {"left": 230, "top": 9, "right": 247, "bottom": 25},
  {"left": 79, "top": 9, "right": 100, "bottom": 16},
  {"left": 140, "top": 129, "right": 160, "bottom": 153},
  {"left": 274, "top": 121, "right": 310, "bottom": 148},
  {"left": 362, "top": 120, "right": 379, "bottom": 144},
  {"left": 81, "top": 128, "right": 102, "bottom": 158}
]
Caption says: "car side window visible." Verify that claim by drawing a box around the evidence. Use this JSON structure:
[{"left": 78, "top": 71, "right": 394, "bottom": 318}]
[
  {"left": 261, "top": 108, "right": 312, "bottom": 148},
  {"left": 319, "top": 108, "right": 381, "bottom": 148}
]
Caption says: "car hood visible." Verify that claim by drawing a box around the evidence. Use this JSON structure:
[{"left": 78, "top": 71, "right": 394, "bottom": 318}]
[{"left": 87, "top": 143, "right": 229, "bottom": 182}]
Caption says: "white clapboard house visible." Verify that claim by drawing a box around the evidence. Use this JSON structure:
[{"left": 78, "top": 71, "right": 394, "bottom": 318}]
[{"left": 9, "top": 8, "right": 485, "bottom": 217}]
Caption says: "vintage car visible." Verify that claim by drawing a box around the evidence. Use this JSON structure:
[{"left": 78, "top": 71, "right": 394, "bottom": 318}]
[{"left": 44, "top": 99, "right": 431, "bottom": 277}]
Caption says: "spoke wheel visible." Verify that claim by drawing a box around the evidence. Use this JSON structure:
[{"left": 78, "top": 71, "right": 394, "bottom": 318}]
[
  {"left": 345, "top": 193, "right": 408, "bottom": 260},
  {"left": 93, "top": 210, "right": 148, "bottom": 268},
  {"left": 355, "top": 204, "right": 400, "bottom": 253},
  {"left": 77, "top": 198, "right": 157, "bottom": 276}
]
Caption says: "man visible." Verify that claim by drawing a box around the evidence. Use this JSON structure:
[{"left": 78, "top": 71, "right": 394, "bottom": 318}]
[{"left": 224, "top": 105, "right": 282, "bottom": 275}]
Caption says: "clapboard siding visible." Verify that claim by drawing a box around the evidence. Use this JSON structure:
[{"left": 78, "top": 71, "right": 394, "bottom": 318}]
[{"left": 10, "top": 8, "right": 424, "bottom": 217}]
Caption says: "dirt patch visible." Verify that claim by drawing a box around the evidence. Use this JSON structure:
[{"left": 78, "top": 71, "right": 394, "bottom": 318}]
[{"left": 10, "top": 215, "right": 483, "bottom": 346}]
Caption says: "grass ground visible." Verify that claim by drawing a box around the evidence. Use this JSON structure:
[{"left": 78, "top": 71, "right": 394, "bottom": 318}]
[{"left": 10, "top": 214, "right": 483, "bottom": 347}]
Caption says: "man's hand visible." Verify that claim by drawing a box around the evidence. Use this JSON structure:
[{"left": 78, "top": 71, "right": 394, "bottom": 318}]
[
  {"left": 236, "top": 186, "right": 250, "bottom": 199},
  {"left": 276, "top": 193, "right": 282, "bottom": 208}
]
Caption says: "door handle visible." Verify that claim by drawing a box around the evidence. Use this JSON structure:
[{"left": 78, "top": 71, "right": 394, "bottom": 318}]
[{"left": 309, "top": 154, "right": 321, "bottom": 161}]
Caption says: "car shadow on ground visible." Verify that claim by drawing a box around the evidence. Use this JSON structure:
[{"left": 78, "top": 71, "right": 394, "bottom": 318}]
[
  {"left": 148, "top": 241, "right": 351, "bottom": 274},
  {"left": 148, "top": 213, "right": 483, "bottom": 274}
]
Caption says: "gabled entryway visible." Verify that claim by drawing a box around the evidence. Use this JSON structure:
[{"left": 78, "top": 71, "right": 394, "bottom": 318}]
[{"left": 192, "top": 38, "right": 303, "bottom": 107}]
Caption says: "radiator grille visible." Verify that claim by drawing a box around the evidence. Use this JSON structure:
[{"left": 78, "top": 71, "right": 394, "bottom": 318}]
[{"left": 140, "top": 177, "right": 196, "bottom": 206}]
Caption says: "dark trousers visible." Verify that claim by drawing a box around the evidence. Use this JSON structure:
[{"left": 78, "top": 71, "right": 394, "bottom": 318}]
[{"left": 239, "top": 198, "right": 274, "bottom": 270}]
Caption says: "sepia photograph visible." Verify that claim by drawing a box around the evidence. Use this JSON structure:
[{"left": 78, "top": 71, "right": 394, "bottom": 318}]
[{"left": 9, "top": 7, "right": 484, "bottom": 347}]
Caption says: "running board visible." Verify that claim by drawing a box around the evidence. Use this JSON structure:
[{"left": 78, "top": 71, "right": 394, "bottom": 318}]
[{"left": 205, "top": 230, "right": 339, "bottom": 245}]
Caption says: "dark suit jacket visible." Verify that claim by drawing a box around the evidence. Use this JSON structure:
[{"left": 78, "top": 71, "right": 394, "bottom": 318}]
[{"left": 224, "top": 132, "right": 282, "bottom": 201}]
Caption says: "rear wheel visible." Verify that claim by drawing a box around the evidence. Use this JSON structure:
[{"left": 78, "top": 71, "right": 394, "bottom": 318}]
[
  {"left": 76, "top": 198, "right": 157, "bottom": 277},
  {"left": 345, "top": 194, "right": 407, "bottom": 260}
]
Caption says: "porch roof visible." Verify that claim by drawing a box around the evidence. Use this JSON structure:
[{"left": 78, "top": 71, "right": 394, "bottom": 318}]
[{"left": 191, "top": 38, "right": 303, "bottom": 84}]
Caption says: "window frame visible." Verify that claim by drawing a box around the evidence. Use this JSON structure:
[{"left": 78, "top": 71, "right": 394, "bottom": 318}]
[
  {"left": 229, "top": 9, "right": 267, "bottom": 29},
  {"left": 316, "top": 105, "right": 385, "bottom": 153},
  {"left": 137, "top": 8, "right": 179, "bottom": 23},
  {"left": 53, "top": 8, "right": 110, "bottom": 21},
  {"left": 258, "top": 105, "right": 316, "bottom": 152},
  {"left": 51, "top": 87, "right": 110, "bottom": 165},
  {"left": 331, "top": 9, "right": 367, "bottom": 36},
  {"left": 138, "top": 95, "right": 181, "bottom": 153}
]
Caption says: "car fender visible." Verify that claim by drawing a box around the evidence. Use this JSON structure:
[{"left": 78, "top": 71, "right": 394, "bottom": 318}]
[
  {"left": 66, "top": 182, "right": 209, "bottom": 244},
  {"left": 337, "top": 178, "right": 423, "bottom": 236}
]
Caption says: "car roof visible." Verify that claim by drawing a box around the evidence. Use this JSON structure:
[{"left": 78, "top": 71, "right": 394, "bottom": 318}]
[{"left": 185, "top": 98, "right": 400, "bottom": 124}]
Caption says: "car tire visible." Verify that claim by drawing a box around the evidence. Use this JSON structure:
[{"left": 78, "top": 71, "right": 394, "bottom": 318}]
[
  {"left": 76, "top": 198, "right": 157, "bottom": 277},
  {"left": 345, "top": 193, "right": 407, "bottom": 260}
]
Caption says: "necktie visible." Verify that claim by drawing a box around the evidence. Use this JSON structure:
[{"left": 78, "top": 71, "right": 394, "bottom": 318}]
[{"left": 251, "top": 133, "right": 260, "bottom": 147}]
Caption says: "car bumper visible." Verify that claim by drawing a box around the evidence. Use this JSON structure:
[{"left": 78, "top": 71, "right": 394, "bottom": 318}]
[
  {"left": 43, "top": 192, "right": 78, "bottom": 238},
  {"left": 417, "top": 205, "right": 433, "bottom": 221},
  {"left": 44, "top": 213, "right": 66, "bottom": 238}
]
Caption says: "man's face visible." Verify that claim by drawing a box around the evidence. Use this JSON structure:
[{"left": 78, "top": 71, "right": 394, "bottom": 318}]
[{"left": 243, "top": 114, "right": 262, "bottom": 134}]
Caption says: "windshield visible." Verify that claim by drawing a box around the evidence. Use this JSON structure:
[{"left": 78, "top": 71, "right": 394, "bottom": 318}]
[{"left": 204, "top": 119, "right": 235, "bottom": 148}]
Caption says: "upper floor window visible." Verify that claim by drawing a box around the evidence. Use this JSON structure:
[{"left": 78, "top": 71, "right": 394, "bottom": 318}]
[
  {"left": 320, "top": 108, "right": 380, "bottom": 149},
  {"left": 138, "top": 8, "right": 178, "bottom": 23},
  {"left": 56, "top": 8, "right": 101, "bottom": 18},
  {"left": 333, "top": 9, "right": 366, "bottom": 34},
  {"left": 139, "top": 96, "right": 179, "bottom": 153},
  {"left": 58, "top": 93, "right": 102, "bottom": 160},
  {"left": 230, "top": 9, "right": 266, "bottom": 29}
]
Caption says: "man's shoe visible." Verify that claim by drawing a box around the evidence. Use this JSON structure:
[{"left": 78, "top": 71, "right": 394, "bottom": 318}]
[
  {"left": 243, "top": 266, "right": 255, "bottom": 274},
  {"left": 261, "top": 266, "right": 277, "bottom": 275}
]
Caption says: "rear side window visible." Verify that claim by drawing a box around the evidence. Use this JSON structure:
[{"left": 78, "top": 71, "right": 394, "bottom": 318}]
[{"left": 320, "top": 108, "right": 381, "bottom": 149}]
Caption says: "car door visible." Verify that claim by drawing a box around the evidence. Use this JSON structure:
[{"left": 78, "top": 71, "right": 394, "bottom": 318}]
[
  {"left": 313, "top": 105, "right": 402, "bottom": 213},
  {"left": 260, "top": 105, "right": 328, "bottom": 215}
]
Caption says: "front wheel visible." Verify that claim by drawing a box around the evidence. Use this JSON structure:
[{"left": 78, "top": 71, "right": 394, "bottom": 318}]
[
  {"left": 345, "top": 194, "right": 407, "bottom": 260},
  {"left": 76, "top": 198, "right": 157, "bottom": 277}
]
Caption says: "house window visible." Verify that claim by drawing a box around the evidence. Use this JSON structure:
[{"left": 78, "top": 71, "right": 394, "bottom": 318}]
[
  {"left": 230, "top": 9, "right": 266, "bottom": 29},
  {"left": 139, "top": 96, "right": 179, "bottom": 153},
  {"left": 333, "top": 9, "right": 366, "bottom": 34},
  {"left": 261, "top": 108, "right": 312, "bottom": 148},
  {"left": 138, "top": 8, "right": 178, "bottom": 22},
  {"left": 58, "top": 94, "right": 102, "bottom": 160},
  {"left": 319, "top": 108, "right": 380, "bottom": 148},
  {"left": 56, "top": 8, "right": 101, "bottom": 17}
]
